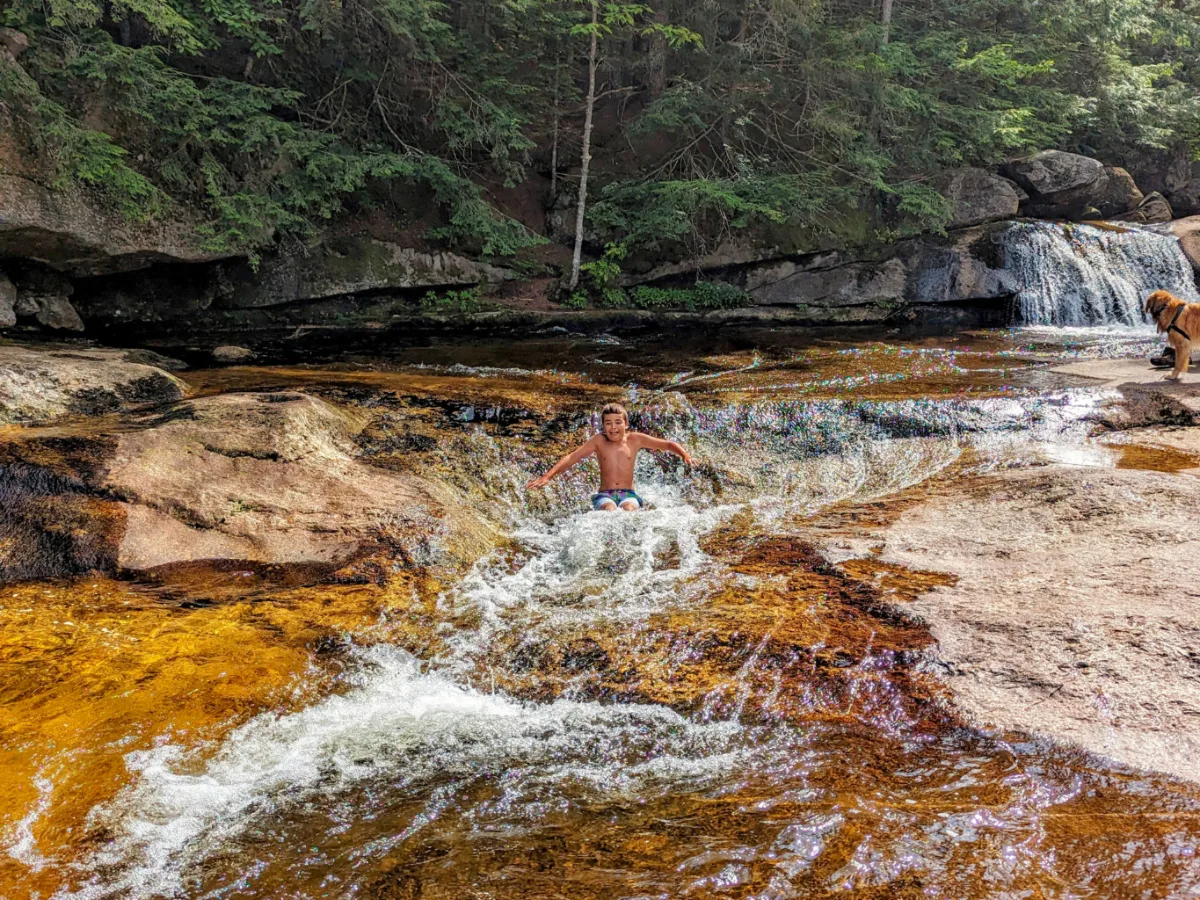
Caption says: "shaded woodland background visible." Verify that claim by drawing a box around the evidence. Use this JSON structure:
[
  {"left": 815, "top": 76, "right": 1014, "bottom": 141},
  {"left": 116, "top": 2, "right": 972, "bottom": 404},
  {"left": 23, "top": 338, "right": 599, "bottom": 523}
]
[{"left": 4, "top": 0, "right": 1200, "bottom": 280}]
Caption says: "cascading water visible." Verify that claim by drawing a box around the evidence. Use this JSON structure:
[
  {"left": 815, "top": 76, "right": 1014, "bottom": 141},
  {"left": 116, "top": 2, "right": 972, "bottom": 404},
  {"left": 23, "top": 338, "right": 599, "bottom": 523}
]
[
  {"left": 1002, "top": 220, "right": 1200, "bottom": 326},
  {"left": 11, "top": 333, "right": 1200, "bottom": 900},
  {"left": 50, "top": 386, "right": 1125, "bottom": 899}
]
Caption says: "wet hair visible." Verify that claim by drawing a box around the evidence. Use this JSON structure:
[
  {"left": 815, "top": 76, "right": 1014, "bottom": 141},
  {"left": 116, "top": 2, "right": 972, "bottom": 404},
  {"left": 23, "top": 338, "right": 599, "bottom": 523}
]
[{"left": 600, "top": 403, "right": 628, "bottom": 425}]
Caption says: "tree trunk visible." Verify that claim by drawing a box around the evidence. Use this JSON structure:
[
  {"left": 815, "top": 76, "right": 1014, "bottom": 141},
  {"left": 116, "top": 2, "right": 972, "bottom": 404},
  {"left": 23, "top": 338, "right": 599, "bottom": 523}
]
[
  {"left": 569, "top": 1, "right": 599, "bottom": 292},
  {"left": 648, "top": 7, "right": 668, "bottom": 97},
  {"left": 881, "top": 0, "right": 894, "bottom": 45},
  {"left": 550, "top": 55, "right": 561, "bottom": 197}
]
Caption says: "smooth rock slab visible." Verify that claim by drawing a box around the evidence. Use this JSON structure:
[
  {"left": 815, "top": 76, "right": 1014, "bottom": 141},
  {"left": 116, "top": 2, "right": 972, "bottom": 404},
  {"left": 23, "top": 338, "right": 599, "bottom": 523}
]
[
  {"left": 0, "top": 344, "right": 186, "bottom": 425},
  {"left": 872, "top": 463, "right": 1200, "bottom": 783},
  {"left": 102, "top": 391, "right": 493, "bottom": 571}
]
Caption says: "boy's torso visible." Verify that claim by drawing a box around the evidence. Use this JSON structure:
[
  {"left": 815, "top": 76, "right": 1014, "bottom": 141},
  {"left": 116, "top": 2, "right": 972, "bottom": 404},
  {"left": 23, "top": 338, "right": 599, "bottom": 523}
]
[{"left": 594, "top": 434, "right": 640, "bottom": 490}]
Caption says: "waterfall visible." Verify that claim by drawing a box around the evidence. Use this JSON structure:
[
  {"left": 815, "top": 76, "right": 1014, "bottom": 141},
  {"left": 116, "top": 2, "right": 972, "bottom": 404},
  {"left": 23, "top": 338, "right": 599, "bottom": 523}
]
[{"left": 1001, "top": 221, "right": 1200, "bottom": 326}]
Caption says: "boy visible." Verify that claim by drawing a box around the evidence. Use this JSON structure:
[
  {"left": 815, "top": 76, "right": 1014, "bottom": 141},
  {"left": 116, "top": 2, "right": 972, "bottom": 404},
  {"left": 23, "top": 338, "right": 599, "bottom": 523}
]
[{"left": 526, "top": 402, "right": 693, "bottom": 510}]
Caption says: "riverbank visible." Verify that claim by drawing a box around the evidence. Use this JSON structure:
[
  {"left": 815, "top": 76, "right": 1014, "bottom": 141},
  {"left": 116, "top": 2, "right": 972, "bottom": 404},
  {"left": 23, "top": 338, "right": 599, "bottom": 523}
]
[{"left": 820, "top": 356, "right": 1200, "bottom": 783}]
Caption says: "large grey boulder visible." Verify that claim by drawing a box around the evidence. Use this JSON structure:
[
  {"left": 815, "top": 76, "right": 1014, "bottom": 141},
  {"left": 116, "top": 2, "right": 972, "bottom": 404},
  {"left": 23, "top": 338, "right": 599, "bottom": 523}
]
[
  {"left": 1092, "top": 167, "right": 1144, "bottom": 217},
  {"left": 936, "top": 168, "right": 1024, "bottom": 228},
  {"left": 0, "top": 344, "right": 186, "bottom": 425},
  {"left": 1004, "top": 150, "right": 1104, "bottom": 197},
  {"left": 1112, "top": 191, "right": 1173, "bottom": 225},
  {"left": 1003, "top": 152, "right": 1143, "bottom": 220}
]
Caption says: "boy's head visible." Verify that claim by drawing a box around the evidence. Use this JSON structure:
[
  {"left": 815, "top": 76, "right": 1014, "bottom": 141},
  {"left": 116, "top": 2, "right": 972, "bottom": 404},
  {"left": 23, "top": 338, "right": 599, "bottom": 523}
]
[{"left": 600, "top": 403, "right": 628, "bottom": 440}]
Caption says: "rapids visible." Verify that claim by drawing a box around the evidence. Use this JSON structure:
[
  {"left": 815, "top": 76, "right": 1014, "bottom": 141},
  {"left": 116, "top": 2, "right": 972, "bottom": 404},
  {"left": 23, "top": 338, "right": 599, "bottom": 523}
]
[{"left": 4, "top": 326, "right": 1200, "bottom": 899}]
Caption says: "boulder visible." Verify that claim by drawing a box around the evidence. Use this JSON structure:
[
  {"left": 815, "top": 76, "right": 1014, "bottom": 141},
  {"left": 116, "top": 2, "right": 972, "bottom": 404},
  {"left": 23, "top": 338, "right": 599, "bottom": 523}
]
[
  {"left": 212, "top": 345, "right": 254, "bottom": 363},
  {"left": 0, "top": 27, "right": 29, "bottom": 61},
  {"left": 10, "top": 268, "right": 84, "bottom": 331},
  {"left": 1111, "top": 191, "right": 1173, "bottom": 225},
  {"left": 99, "top": 392, "right": 493, "bottom": 570},
  {"left": 1004, "top": 150, "right": 1104, "bottom": 198},
  {"left": 1092, "top": 167, "right": 1144, "bottom": 217},
  {"left": 935, "top": 168, "right": 1024, "bottom": 228},
  {"left": 217, "top": 235, "right": 513, "bottom": 309},
  {"left": 1168, "top": 215, "right": 1200, "bottom": 273},
  {"left": 0, "top": 344, "right": 186, "bottom": 425},
  {"left": 1007, "top": 153, "right": 1144, "bottom": 220},
  {"left": 0, "top": 272, "right": 15, "bottom": 328},
  {"left": 30, "top": 294, "right": 86, "bottom": 331}
]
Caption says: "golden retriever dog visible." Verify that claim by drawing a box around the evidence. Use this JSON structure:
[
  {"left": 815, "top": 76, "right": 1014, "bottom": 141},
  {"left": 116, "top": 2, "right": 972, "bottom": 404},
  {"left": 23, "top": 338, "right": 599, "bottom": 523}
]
[{"left": 1146, "top": 289, "right": 1200, "bottom": 380}]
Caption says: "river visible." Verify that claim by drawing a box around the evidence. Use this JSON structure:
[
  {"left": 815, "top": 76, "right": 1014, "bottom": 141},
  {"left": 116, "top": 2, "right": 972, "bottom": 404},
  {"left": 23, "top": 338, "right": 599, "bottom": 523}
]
[{"left": 3, "top": 323, "right": 1199, "bottom": 899}]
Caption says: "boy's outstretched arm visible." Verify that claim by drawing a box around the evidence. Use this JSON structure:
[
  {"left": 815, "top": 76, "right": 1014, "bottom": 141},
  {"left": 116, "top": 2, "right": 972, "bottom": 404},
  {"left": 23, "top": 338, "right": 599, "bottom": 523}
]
[
  {"left": 526, "top": 437, "right": 600, "bottom": 489},
  {"left": 635, "top": 433, "right": 694, "bottom": 465}
]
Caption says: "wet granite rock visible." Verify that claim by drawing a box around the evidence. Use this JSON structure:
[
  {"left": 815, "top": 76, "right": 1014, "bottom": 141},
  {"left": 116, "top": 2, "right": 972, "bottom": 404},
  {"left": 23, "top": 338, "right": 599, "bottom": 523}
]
[
  {"left": 101, "top": 391, "right": 496, "bottom": 571},
  {"left": 212, "top": 345, "right": 254, "bottom": 363},
  {"left": 868, "top": 460, "right": 1200, "bottom": 784},
  {"left": 0, "top": 344, "right": 187, "bottom": 425},
  {"left": 1112, "top": 191, "right": 1173, "bottom": 225}
]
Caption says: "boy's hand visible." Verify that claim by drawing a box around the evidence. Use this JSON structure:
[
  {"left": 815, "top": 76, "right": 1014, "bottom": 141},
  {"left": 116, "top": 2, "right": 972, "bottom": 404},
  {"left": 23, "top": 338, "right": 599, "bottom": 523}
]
[
  {"left": 680, "top": 451, "right": 694, "bottom": 466},
  {"left": 527, "top": 474, "right": 551, "bottom": 489}
]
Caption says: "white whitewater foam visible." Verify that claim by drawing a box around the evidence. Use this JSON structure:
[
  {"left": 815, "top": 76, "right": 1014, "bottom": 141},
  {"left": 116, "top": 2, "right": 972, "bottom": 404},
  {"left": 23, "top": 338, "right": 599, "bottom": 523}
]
[
  {"left": 58, "top": 646, "right": 750, "bottom": 900},
  {"left": 1002, "top": 221, "right": 1200, "bottom": 326}
]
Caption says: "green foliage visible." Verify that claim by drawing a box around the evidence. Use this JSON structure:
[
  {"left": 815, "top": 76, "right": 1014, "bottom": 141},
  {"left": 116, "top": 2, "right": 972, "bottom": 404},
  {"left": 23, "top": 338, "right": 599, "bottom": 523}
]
[
  {"left": 419, "top": 287, "right": 484, "bottom": 315},
  {"left": 6, "top": 0, "right": 1200, "bottom": 279},
  {"left": 628, "top": 282, "right": 748, "bottom": 311},
  {"left": 579, "top": 242, "right": 628, "bottom": 306}
]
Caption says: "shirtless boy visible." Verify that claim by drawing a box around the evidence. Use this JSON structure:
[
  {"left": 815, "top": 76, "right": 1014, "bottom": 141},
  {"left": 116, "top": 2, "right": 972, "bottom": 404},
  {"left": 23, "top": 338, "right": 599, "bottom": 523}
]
[{"left": 526, "top": 403, "right": 693, "bottom": 510}]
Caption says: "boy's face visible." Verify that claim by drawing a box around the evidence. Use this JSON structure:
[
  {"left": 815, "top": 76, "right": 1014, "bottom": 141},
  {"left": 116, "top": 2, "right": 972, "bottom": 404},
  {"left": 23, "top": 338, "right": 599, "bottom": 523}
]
[{"left": 602, "top": 413, "right": 627, "bottom": 440}]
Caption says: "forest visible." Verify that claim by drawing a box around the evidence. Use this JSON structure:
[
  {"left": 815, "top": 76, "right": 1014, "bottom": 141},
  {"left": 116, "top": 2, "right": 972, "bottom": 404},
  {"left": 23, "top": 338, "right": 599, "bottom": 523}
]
[{"left": 3, "top": 0, "right": 1200, "bottom": 295}]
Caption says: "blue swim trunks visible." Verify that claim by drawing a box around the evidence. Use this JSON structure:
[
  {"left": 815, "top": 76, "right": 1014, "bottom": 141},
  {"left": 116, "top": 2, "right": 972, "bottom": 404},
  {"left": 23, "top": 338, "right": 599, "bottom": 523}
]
[{"left": 592, "top": 489, "right": 643, "bottom": 510}]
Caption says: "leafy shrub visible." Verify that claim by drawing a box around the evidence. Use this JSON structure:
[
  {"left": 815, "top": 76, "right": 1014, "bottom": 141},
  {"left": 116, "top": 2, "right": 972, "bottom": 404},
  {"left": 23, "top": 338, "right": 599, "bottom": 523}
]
[
  {"left": 628, "top": 283, "right": 748, "bottom": 311},
  {"left": 420, "top": 287, "right": 483, "bottom": 315}
]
